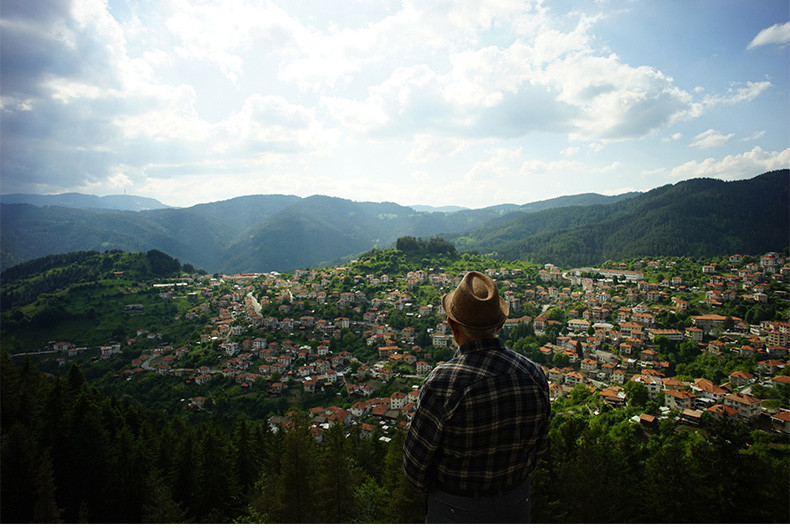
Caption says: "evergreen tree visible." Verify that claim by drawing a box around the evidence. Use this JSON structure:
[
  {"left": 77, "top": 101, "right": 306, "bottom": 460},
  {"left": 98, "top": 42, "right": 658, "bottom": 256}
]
[
  {"left": 315, "top": 422, "right": 357, "bottom": 522},
  {"left": 233, "top": 417, "right": 262, "bottom": 497},
  {"left": 270, "top": 415, "right": 318, "bottom": 523},
  {"left": 351, "top": 477, "right": 392, "bottom": 523},
  {"left": 33, "top": 450, "right": 63, "bottom": 523},
  {"left": 142, "top": 470, "right": 190, "bottom": 523},
  {"left": 196, "top": 424, "right": 241, "bottom": 522}
]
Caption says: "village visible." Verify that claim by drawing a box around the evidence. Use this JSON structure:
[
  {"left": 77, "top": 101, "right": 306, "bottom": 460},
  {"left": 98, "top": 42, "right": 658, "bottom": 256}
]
[{"left": 51, "top": 251, "right": 790, "bottom": 442}]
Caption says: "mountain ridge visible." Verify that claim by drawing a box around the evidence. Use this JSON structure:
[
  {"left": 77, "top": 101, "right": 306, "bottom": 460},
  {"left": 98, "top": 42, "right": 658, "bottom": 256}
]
[
  {"left": 0, "top": 192, "right": 172, "bottom": 211},
  {"left": 1, "top": 171, "right": 786, "bottom": 273}
]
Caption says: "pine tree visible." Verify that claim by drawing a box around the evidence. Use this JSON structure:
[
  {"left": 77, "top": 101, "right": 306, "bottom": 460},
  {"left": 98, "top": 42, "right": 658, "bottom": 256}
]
[
  {"left": 33, "top": 450, "right": 63, "bottom": 523},
  {"left": 315, "top": 422, "right": 357, "bottom": 522},
  {"left": 142, "top": 470, "right": 190, "bottom": 523},
  {"left": 233, "top": 417, "right": 261, "bottom": 496},
  {"left": 273, "top": 415, "right": 318, "bottom": 523}
]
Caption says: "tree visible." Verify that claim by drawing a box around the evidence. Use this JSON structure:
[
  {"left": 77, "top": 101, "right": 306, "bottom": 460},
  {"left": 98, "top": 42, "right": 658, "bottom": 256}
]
[
  {"left": 623, "top": 381, "right": 649, "bottom": 407},
  {"left": 315, "top": 423, "right": 356, "bottom": 523},
  {"left": 142, "top": 470, "right": 190, "bottom": 523},
  {"left": 352, "top": 477, "right": 392, "bottom": 523},
  {"left": 33, "top": 450, "right": 63, "bottom": 523},
  {"left": 270, "top": 416, "right": 318, "bottom": 523}
]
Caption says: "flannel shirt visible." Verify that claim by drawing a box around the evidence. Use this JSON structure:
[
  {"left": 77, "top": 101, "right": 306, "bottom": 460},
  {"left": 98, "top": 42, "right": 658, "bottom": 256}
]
[{"left": 403, "top": 338, "right": 550, "bottom": 493}]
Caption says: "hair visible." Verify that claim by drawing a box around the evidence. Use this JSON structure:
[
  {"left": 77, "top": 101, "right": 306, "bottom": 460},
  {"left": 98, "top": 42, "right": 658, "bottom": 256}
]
[{"left": 456, "top": 322, "right": 500, "bottom": 340}]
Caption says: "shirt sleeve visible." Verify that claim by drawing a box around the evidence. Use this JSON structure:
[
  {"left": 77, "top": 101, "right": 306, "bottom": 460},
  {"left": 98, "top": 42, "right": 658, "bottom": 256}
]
[{"left": 402, "top": 380, "right": 446, "bottom": 491}]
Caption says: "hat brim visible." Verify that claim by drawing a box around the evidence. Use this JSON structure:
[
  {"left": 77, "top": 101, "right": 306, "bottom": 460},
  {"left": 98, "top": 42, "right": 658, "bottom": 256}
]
[{"left": 441, "top": 290, "right": 509, "bottom": 330}]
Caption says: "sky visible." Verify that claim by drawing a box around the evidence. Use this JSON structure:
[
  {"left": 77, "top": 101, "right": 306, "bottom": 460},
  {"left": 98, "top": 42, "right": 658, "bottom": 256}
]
[{"left": 1, "top": 0, "right": 788, "bottom": 209}]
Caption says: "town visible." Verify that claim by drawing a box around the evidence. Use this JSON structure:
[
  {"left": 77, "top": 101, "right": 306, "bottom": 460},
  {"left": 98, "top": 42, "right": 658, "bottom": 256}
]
[{"left": 45, "top": 250, "right": 790, "bottom": 441}]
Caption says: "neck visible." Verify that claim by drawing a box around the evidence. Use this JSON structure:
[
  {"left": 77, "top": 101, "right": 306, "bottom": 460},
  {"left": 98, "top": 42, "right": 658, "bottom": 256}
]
[{"left": 448, "top": 319, "right": 492, "bottom": 346}]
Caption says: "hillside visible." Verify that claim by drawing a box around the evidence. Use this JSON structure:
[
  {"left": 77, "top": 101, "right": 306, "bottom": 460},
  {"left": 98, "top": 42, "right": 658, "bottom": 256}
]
[
  {"left": 452, "top": 169, "right": 790, "bottom": 266},
  {"left": 0, "top": 192, "right": 171, "bottom": 211},
  {"left": 1, "top": 247, "right": 788, "bottom": 523},
  {"left": 0, "top": 189, "right": 635, "bottom": 273},
  {"left": 0, "top": 171, "right": 786, "bottom": 273}
]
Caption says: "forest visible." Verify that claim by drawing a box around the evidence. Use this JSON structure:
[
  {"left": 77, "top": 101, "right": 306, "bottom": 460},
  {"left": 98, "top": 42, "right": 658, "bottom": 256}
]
[{"left": 2, "top": 351, "right": 787, "bottom": 524}]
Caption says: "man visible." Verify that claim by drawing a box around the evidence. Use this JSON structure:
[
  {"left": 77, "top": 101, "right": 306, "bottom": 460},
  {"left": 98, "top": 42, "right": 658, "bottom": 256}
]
[{"left": 403, "top": 271, "right": 550, "bottom": 523}]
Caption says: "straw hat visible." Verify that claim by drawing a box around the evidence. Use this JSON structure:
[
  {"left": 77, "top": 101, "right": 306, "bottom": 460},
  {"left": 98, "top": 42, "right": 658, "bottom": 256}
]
[{"left": 441, "top": 271, "right": 509, "bottom": 330}]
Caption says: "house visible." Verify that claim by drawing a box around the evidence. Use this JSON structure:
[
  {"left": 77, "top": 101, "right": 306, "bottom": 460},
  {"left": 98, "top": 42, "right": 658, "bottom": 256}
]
[
  {"left": 360, "top": 423, "right": 376, "bottom": 438},
  {"left": 690, "top": 378, "right": 727, "bottom": 403},
  {"left": 723, "top": 393, "right": 762, "bottom": 421},
  {"left": 390, "top": 392, "right": 408, "bottom": 410},
  {"left": 770, "top": 411, "right": 790, "bottom": 434},
  {"left": 648, "top": 328, "right": 684, "bottom": 341},
  {"left": 416, "top": 362, "right": 432, "bottom": 376},
  {"left": 599, "top": 386, "right": 625, "bottom": 407},
  {"left": 639, "top": 413, "right": 659, "bottom": 431},
  {"left": 563, "top": 371, "right": 586, "bottom": 387},
  {"left": 729, "top": 371, "right": 757, "bottom": 387},
  {"left": 757, "top": 359, "right": 785, "bottom": 375},
  {"left": 679, "top": 409, "right": 703, "bottom": 426},
  {"left": 685, "top": 327, "right": 704, "bottom": 342},
  {"left": 630, "top": 374, "right": 662, "bottom": 399},
  {"left": 432, "top": 333, "right": 451, "bottom": 348},
  {"left": 706, "top": 404, "right": 739, "bottom": 421},
  {"left": 580, "top": 358, "right": 598, "bottom": 372},
  {"left": 664, "top": 389, "right": 695, "bottom": 411},
  {"left": 567, "top": 318, "right": 591, "bottom": 332},
  {"left": 772, "top": 375, "right": 790, "bottom": 388}
]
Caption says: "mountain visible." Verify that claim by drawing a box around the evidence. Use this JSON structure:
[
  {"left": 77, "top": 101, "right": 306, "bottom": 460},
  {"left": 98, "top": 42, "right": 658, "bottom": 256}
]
[
  {"left": 0, "top": 172, "right": 786, "bottom": 273},
  {"left": 452, "top": 170, "right": 789, "bottom": 266},
  {"left": 0, "top": 192, "right": 172, "bottom": 211},
  {"left": 408, "top": 204, "right": 469, "bottom": 213}
]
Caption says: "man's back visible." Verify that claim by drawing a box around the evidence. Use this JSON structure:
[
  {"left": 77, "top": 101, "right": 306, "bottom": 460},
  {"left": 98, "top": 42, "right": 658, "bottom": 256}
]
[{"left": 403, "top": 337, "right": 550, "bottom": 494}]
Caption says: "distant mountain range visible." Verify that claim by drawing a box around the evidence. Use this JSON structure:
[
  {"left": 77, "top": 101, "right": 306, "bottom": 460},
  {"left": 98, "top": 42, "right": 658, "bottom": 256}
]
[
  {"left": 0, "top": 192, "right": 171, "bottom": 211},
  {"left": 1, "top": 170, "right": 787, "bottom": 273}
]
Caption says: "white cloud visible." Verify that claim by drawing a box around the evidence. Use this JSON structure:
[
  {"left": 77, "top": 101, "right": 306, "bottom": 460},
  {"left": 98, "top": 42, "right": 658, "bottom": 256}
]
[
  {"left": 663, "top": 132, "right": 683, "bottom": 142},
  {"left": 214, "top": 94, "right": 329, "bottom": 154},
  {"left": 407, "top": 134, "right": 469, "bottom": 163},
  {"left": 465, "top": 147, "right": 522, "bottom": 183},
  {"left": 690, "top": 129, "right": 735, "bottom": 149},
  {"left": 591, "top": 162, "right": 620, "bottom": 173},
  {"left": 747, "top": 22, "right": 790, "bottom": 49},
  {"left": 164, "top": 1, "right": 302, "bottom": 84},
  {"left": 700, "top": 81, "right": 772, "bottom": 108},
  {"left": 667, "top": 146, "right": 790, "bottom": 182},
  {"left": 741, "top": 130, "right": 766, "bottom": 142}
]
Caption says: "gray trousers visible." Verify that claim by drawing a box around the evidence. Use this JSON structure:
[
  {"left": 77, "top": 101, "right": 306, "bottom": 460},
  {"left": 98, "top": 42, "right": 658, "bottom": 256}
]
[{"left": 425, "top": 476, "right": 531, "bottom": 524}]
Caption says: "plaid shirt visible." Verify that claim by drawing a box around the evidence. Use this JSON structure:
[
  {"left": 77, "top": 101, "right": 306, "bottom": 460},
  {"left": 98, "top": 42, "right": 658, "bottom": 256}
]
[{"left": 403, "top": 338, "right": 550, "bottom": 493}]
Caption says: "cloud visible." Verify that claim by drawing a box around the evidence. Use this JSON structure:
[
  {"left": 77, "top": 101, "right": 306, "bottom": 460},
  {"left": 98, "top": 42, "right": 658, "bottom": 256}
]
[
  {"left": 667, "top": 146, "right": 790, "bottom": 182},
  {"left": 326, "top": 35, "right": 698, "bottom": 143},
  {"left": 591, "top": 162, "right": 620, "bottom": 173},
  {"left": 747, "top": 22, "right": 790, "bottom": 49},
  {"left": 741, "top": 130, "right": 766, "bottom": 142},
  {"left": 699, "top": 81, "right": 772, "bottom": 109},
  {"left": 0, "top": 0, "right": 784, "bottom": 209},
  {"left": 690, "top": 129, "right": 735, "bottom": 149}
]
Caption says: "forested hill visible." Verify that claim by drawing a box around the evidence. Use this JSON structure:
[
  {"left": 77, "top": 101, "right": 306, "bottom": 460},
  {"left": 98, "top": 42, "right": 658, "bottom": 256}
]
[
  {"left": 1, "top": 170, "right": 786, "bottom": 273},
  {"left": 452, "top": 169, "right": 789, "bottom": 266},
  {"left": 0, "top": 192, "right": 170, "bottom": 211},
  {"left": 3, "top": 347, "right": 787, "bottom": 524},
  {"left": 0, "top": 250, "right": 197, "bottom": 312},
  {"left": 0, "top": 191, "right": 634, "bottom": 273}
]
